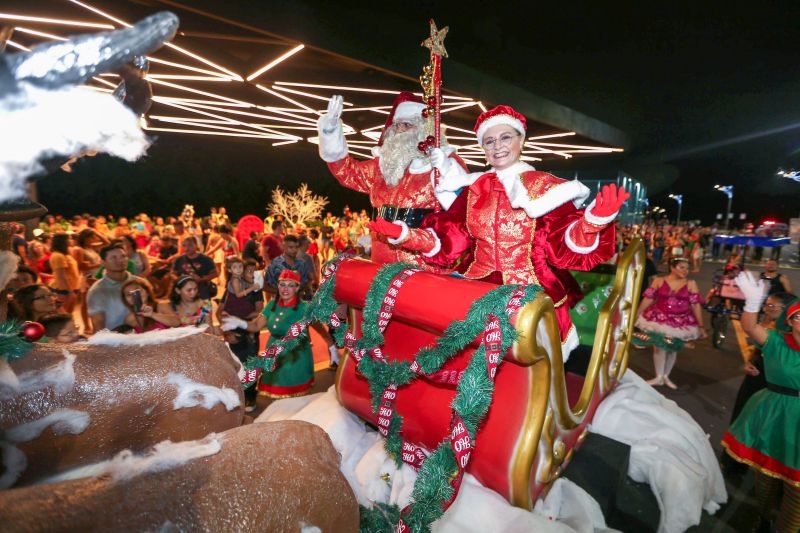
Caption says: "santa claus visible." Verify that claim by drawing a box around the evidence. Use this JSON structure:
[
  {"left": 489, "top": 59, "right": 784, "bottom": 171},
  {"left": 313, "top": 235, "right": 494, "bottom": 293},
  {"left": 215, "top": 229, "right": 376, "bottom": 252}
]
[
  {"left": 369, "top": 105, "right": 629, "bottom": 354},
  {"left": 317, "top": 92, "right": 467, "bottom": 266}
]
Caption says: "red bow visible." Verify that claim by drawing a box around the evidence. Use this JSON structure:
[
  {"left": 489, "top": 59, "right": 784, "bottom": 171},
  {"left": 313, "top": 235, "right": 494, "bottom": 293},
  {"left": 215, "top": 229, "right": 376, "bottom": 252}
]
[{"left": 469, "top": 173, "right": 504, "bottom": 210}]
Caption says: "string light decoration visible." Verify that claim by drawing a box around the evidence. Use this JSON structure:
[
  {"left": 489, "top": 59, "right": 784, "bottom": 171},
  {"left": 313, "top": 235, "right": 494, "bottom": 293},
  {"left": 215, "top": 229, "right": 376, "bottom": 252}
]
[{"left": 2, "top": 1, "right": 624, "bottom": 166}]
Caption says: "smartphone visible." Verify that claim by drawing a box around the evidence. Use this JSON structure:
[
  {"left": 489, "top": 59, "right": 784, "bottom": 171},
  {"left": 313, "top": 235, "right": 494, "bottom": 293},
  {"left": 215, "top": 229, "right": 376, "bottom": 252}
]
[{"left": 132, "top": 289, "right": 143, "bottom": 313}]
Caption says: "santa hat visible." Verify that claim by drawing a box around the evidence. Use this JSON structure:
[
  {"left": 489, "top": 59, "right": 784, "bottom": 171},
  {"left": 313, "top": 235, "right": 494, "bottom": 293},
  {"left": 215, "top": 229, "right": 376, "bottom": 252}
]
[
  {"left": 377, "top": 92, "right": 426, "bottom": 146},
  {"left": 474, "top": 105, "right": 527, "bottom": 145},
  {"left": 278, "top": 269, "right": 301, "bottom": 285}
]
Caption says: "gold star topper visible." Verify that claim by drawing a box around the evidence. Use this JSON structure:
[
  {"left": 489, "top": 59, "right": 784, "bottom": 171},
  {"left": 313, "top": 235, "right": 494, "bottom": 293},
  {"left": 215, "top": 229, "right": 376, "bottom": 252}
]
[{"left": 422, "top": 19, "right": 449, "bottom": 58}]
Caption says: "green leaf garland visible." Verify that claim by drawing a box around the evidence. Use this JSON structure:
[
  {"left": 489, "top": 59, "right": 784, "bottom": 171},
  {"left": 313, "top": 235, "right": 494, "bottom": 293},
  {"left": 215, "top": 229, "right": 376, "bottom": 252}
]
[{"left": 0, "top": 320, "right": 34, "bottom": 362}]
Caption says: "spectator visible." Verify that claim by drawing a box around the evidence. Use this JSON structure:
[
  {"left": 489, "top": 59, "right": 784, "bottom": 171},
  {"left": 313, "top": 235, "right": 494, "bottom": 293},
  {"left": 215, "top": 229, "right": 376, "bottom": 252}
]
[
  {"left": 12, "top": 223, "right": 27, "bottom": 265},
  {"left": 260, "top": 220, "right": 284, "bottom": 264},
  {"left": 171, "top": 236, "right": 219, "bottom": 300},
  {"left": 48, "top": 232, "right": 81, "bottom": 313},
  {"left": 163, "top": 276, "right": 214, "bottom": 329},
  {"left": 7, "top": 265, "right": 38, "bottom": 292},
  {"left": 761, "top": 259, "right": 793, "bottom": 295},
  {"left": 296, "top": 235, "right": 317, "bottom": 295},
  {"left": 40, "top": 313, "right": 82, "bottom": 343},
  {"left": 73, "top": 228, "right": 107, "bottom": 334},
  {"left": 122, "top": 235, "right": 151, "bottom": 278},
  {"left": 9, "top": 284, "right": 58, "bottom": 322},
  {"left": 87, "top": 243, "right": 140, "bottom": 332},
  {"left": 265, "top": 234, "right": 312, "bottom": 299},
  {"left": 242, "top": 231, "right": 263, "bottom": 267},
  {"left": 121, "top": 278, "right": 176, "bottom": 332}
]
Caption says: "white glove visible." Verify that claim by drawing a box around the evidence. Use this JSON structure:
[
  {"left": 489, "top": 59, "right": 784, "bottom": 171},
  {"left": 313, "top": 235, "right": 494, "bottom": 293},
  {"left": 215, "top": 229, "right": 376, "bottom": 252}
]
[
  {"left": 221, "top": 316, "right": 248, "bottom": 331},
  {"left": 429, "top": 148, "right": 452, "bottom": 174},
  {"left": 319, "top": 95, "right": 343, "bottom": 134},
  {"left": 736, "top": 271, "right": 768, "bottom": 313},
  {"left": 328, "top": 344, "right": 340, "bottom": 365}
]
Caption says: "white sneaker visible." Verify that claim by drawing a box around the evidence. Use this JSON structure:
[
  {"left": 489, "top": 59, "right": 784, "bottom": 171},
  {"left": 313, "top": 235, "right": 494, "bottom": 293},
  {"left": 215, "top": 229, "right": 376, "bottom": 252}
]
[{"left": 646, "top": 375, "right": 664, "bottom": 386}]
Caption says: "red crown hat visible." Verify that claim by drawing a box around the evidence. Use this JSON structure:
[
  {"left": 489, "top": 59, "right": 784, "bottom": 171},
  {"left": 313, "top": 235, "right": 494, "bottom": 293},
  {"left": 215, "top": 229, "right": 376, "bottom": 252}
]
[
  {"left": 474, "top": 105, "right": 527, "bottom": 145},
  {"left": 278, "top": 268, "right": 301, "bottom": 285},
  {"left": 377, "top": 91, "right": 426, "bottom": 146}
]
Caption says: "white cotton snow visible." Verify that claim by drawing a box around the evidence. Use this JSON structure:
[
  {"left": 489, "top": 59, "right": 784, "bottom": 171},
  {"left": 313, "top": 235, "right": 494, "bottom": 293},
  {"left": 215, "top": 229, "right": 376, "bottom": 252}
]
[
  {"left": 0, "top": 349, "right": 76, "bottom": 401},
  {"left": 5, "top": 408, "right": 90, "bottom": 443},
  {"left": 167, "top": 372, "right": 240, "bottom": 411},
  {"left": 0, "top": 441, "right": 27, "bottom": 489},
  {"left": 88, "top": 325, "right": 207, "bottom": 346},
  {"left": 261, "top": 387, "right": 586, "bottom": 533},
  {"left": 0, "top": 84, "right": 149, "bottom": 202},
  {"left": 534, "top": 478, "right": 609, "bottom": 533},
  {"left": 299, "top": 525, "right": 321, "bottom": 533},
  {"left": 589, "top": 370, "right": 727, "bottom": 533},
  {"left": 107, "top": 434, "right": 221, "bottom": 481}
]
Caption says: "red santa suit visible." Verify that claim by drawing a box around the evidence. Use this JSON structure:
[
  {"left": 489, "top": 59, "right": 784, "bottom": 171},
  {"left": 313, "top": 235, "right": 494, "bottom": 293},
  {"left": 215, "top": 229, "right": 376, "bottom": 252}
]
[
  {"left": 317, "top": 92, "right": 466, "bottom": 266},
  {"left": 375, "top": 106, "right": 622, "bottom": 354}
]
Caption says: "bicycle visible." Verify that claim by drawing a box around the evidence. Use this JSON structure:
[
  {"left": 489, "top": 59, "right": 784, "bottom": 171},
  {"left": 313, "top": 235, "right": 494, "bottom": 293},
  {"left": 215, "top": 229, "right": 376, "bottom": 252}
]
[{"left": 704, "top": 268, "right": 745, "bottom": 349}]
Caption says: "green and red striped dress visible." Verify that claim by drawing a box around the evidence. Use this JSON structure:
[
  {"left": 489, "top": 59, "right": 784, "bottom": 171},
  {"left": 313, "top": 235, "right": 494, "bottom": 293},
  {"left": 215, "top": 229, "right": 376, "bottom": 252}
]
[
  {"left": 257, "top": 299, "right": 314, "bottom": 398},
  {"left": 722, "top": 330, "right": 800, "bottom": 486}
]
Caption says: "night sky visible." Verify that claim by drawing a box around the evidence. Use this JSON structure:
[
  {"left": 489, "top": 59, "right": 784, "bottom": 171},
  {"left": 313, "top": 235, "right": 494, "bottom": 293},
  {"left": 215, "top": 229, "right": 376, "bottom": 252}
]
[{"left": 36, "top": 1, "right": 800, "bottom": 225}]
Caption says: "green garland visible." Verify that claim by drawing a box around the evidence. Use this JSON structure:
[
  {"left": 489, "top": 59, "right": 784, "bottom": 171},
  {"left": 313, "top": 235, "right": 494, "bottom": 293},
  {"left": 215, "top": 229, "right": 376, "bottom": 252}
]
[
  {"left": 240, "top": 257, "right": 542, "bottom": 533},
  {"left": 632, "top": 330, "right": 687, "bottom": 351},
  {"left": 0, "top": 320, "right": 34, "bottom": 362}
]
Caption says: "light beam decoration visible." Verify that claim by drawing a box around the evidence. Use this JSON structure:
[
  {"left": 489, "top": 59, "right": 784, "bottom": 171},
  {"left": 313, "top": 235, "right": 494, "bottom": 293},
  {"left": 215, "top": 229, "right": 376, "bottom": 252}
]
[
  {"left": 777, "top": 169, "right": 800, "bottom": 182},
  {"left": 2, "top": 1, "right": 624, "bottom": 166}
]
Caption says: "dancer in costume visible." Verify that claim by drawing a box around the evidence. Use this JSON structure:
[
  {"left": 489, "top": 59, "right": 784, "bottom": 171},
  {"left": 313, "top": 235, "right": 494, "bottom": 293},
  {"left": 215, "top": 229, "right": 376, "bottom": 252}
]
[
  {"left": 635, "top": 257, "right": 707, "bottom": 388},
  {"left": 241, "top": 269, "right": 314, "bottom": 398},
  {"left": 317, "top": 93, "right": 467, "bottom": 266},
  {"left": 368, "top": 105, "right": 627, "bottom": 353},
  {"left": 723, "top": 272, "right": 800, "bottom": 533}
]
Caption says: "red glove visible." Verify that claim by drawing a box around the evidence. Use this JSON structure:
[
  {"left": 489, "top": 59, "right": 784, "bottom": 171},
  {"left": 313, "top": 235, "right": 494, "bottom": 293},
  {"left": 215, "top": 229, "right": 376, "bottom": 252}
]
[
  {"left": 590, "top": 184, "right": 630, "bottom": 218},
  {"left": 367, "top": 218, "right": 403, "bottom": 240}
]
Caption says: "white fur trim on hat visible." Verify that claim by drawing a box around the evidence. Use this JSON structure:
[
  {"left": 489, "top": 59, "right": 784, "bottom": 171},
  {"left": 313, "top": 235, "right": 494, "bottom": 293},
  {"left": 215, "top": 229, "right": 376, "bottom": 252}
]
[
  {"left": 393, "top": 101, "right": 426, "bottom": 122},
  {"left": 476, "top": 115, "right": 526, "bottom": 145}
]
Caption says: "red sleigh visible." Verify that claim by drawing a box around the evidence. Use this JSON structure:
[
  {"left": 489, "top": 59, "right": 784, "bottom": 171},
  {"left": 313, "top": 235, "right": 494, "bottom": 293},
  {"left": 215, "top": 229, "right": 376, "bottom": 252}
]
[{"left": 334, "top": 240, "right": 645, "bottom": 508}]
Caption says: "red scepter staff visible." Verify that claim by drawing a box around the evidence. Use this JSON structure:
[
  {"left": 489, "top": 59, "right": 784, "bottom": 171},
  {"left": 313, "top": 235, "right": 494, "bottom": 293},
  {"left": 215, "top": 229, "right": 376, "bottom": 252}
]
[{"left": 420, "top": 20, "right": 448, "bottom": 212}]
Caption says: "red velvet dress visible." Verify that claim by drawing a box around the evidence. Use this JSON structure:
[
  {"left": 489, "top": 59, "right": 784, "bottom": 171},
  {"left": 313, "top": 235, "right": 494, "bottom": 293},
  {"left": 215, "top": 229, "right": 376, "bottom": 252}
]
[
  {"left": 419, "top": 169, "right": 616, "bottom": 352},
  {"left": 327, "top": 153, "right": 467, "bottom": 266}
]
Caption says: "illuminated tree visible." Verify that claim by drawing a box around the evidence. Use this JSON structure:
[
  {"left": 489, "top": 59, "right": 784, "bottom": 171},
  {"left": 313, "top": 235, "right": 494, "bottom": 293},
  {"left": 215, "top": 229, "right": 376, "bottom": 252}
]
[{"left": 267, "top": 183, "right": 329, "bottom": 229}]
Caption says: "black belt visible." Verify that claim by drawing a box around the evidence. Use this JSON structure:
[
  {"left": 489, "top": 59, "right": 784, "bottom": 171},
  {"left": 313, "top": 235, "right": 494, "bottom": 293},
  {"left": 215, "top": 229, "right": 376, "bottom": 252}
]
[
  {"left": 767, "top": 382, "right": 800, "bottom": 397},
  {"left": 375, "top": 205, "right": 433, "bottom": 228}
]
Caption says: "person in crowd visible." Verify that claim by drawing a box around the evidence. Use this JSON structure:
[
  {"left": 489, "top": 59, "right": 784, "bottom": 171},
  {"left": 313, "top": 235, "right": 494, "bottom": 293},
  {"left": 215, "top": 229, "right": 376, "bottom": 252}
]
[
  {"left": 7, "top": 265, "right": 38, "bottom": 292},
  {"left": 296, "top": 235, "right": 318, "bottom": 296},
  {"left": 204, "top": 224, "right": 226, "bottom": 279},
  {"left": 689, "top": 230, "right": 704, "bottom": 272},
  {"left": 10, "top": 284, "right": 59, "bottom": 322},
  {"left": 111, "top": 216, "right": 130, "bottom": 240},
  {"left": 242, "top": 231, "right": 263, "bottom": 267},
  {"left": 218, "top": 258, "right": 263, "bottom": 384},
  {"left": 635, "top": 257, "right": 707, "bottom": 388},
  {"left": 261, "top": 220, "right": 284, "bottom": 265},
  {"left": 171, "top": 236, "right": 219, "bottom": 301},
  {"left": 307, "top": 229, "right": 321, "bottom": 276},
  {"left": 319, "top": 223, "right": 333, "bottom": 262},
  {"left": 40, "top": 313, "right": 82, "bottom": 343},
  {"left": 163, "top": 275, "right": 214, "bottom": 330},
  {"left": 72, "top": 228, "right": 107, "bottom": 334},
  {"left": 761, "top": 259, "right": 793, "bottom": 295},
  {"left": 121, "top": 278, "right": 176, "bottom": 332},
  {"left": 87, "top": 243, "right": 140, "bottom": 332},
  {"left": 48, "top": 232, "right": 81, "bottom": 314},
  {"left": 122, "top": 235, "right": 151, "bottom": 279},
  {"left": 725, "top": 273, "right": 800, "bottom": 533},
  {"left": 12, "top": 223, "right": 28, "bottom": 265},
  {"left": 265, "top": 235, "right": 312, "bottom": 300},
  {"left": 146, "top": 232, "right": 162, "bottom": 258}
]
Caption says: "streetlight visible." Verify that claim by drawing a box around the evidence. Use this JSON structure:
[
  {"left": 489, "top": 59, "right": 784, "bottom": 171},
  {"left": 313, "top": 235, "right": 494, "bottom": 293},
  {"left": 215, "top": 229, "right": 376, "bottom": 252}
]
[
  {"left": 668, "top": 194, "right": 683, "bottom": 224},
  {"left": 714, "top": 185, "right": 734, "bottom": 230}
]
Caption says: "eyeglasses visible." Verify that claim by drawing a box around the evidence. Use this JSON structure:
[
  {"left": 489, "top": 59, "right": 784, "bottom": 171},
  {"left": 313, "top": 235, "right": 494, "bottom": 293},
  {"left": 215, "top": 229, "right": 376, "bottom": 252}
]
[
  {"left": 392, "top": 121, "right": 415, "bottom": 132},
  {"left": 32, "top": 291, "right": 54, "bottom": 300},
  {"left": 482, "top": 133, "right": 520, "bottom": 151},
  {"left": 789, "top": 314, "right": 800, "bottom": 322},
  {"left": 764, "top": 303, "right": 785, "bottom": 309}
]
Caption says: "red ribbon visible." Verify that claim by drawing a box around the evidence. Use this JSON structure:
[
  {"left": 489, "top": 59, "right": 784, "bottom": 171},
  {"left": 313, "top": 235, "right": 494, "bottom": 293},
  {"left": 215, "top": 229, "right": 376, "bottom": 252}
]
[{"left": 468, "top": 172, "right": 503, "bottom": 210}]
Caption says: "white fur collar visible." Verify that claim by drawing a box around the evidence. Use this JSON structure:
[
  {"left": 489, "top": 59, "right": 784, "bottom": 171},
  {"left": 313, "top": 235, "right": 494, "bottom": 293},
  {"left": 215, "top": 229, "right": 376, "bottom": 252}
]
[{"left": 490, "top": 162, "right": 590, "bottom": 219}]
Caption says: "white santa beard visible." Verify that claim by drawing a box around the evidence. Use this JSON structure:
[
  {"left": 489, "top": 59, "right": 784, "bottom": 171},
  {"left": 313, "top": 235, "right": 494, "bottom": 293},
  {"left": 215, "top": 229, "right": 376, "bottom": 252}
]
[{"left": 378, "top": 127, "right": 426, "bottom": 187}]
